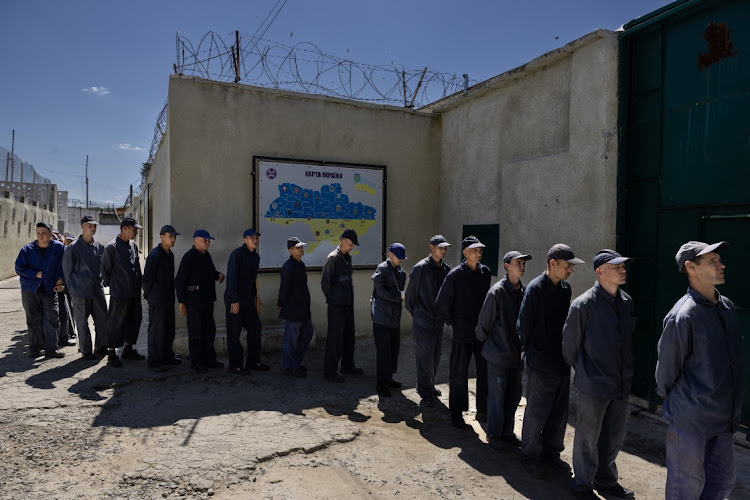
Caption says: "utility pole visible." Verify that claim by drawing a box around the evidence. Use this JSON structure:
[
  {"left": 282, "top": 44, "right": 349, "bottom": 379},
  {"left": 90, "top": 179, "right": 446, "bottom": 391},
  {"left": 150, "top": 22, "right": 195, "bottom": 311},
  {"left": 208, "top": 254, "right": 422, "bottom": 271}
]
[
  {"left": 10, "top": 129, "right": 15, "bottom": 185},
  {"left": 85, "top": 154, "right": 89, "bottom": 209}
]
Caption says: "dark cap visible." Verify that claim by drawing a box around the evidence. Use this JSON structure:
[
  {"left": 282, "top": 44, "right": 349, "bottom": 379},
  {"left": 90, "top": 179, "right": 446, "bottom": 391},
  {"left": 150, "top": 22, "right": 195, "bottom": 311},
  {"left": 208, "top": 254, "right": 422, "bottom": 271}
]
[
  {"left": 388, "top": 243, "right": 407, "bottom": 260},
  {"left": 243, "top": 228, "right": 261, "bottom": 238},
  {"left": 287, "top": 237, "right": 307, "bottom": 249},
  {"left": 430, "top": 235, "right": 452, "bottom": 248},
  {"left": 593, "top": 249, "right": 634, "bottom": 270},
  {"left": 80, "top": 215, "right": 98, "bottom": 225},
  {"left": 120, "top": 217, "right": 143, "bottom": 229},
  {"left": 36, "top": 222, "right": 52, "bottom": 231},
  {"left": 341, "top": 228, "right": 359, "bottom": 246},
  {"left": 547, "top": 243, "right": 584, "bottom": 265},
  {"left": 462, "top": 235, "right": 485, "bottom": 250},
  {"left": 675, "top": 241, "right": 728, "bottom": 272},
  {"left": 193, "top": 229, "right": 214, "bottom": 240},
  {"left": 160, "top": 225, "right": 180, "bottom": 236},
  {"left": 503, "top": 251, "right": 532, "bottom": 264}
]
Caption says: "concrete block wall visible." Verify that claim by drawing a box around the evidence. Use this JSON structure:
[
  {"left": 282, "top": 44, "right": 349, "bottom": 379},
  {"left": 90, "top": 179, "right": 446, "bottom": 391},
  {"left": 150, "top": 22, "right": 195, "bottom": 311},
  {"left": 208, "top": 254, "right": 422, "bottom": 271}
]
[{"left": 0, "top": 194, "right": 57, "bottom": 279}]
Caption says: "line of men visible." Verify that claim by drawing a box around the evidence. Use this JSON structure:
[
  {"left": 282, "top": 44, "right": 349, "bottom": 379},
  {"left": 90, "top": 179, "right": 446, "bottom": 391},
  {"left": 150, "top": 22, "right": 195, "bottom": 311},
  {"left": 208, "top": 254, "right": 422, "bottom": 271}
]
[{"left": 15, "top": 218, "right": 743, "bottom": 500}]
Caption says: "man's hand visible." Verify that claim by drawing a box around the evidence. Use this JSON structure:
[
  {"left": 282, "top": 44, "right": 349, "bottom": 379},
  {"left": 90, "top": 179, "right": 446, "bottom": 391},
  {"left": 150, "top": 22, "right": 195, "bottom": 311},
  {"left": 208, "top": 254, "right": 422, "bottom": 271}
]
[
  {"left": 179, "top": 303, "right": 187, "bottom": 316},
  {"left": 230, "top": 302, "right": 240, "bottom": 315},
  {"left": 256, "top": 299, "right": 264, "bottom": 314},
  {"left": 53, "top": 279, "right": 64, "bottom": 293},
  {"left": 36, "top": 271, "right": 42, "bottom": 278},
  {"left": 217, "top": 272, "right": 225, "bottom": 284}
]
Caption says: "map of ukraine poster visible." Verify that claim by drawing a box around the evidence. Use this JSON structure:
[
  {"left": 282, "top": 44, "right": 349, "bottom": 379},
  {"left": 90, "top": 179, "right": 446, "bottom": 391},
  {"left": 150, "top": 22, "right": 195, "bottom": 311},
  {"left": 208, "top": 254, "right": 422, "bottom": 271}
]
[{"left": 257, "top": 159, "right": 385, "bottom": 269}]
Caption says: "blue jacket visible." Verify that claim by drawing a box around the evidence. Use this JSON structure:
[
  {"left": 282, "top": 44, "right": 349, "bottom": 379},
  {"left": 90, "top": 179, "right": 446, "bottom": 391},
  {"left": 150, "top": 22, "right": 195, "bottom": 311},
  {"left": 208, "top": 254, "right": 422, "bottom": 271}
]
[
  {"left": 517, "top": 272, "right": 572, "bottom": 376},
  {"left": 15, "top": 240, "right": 65, "bottom": 294},
  {"left": 435, "top": 262, "right": 492, "bottom": 343},
  {"left": 370, "top": 260, "right": 406, "bottom": 329},
  {"left": 100, "top": 236, "right": 142, "bottom": 298},
  {"left": 562, "top": 281, "right": 635, "bottom": 400},
  {"left": 656, "top": 287, "right": 744, "bottom": 435},
  {"left": 404, "top": 255, "right": 450, "bottom": 330},
  {"left": 321, "top": 248, "right": 354, "bottom": 306},
  {"left": 476, "top": 276, "right": 525, "bottom": 369},
  {"left": 278, "top": 256, "right": 311, "bottom": 322},
  {"left": 175, "top": 247, "right": 220, "bottom": 305},
  {"left": 62, "top": 237, "right": 105, "bottom": 299},
  {"left": 224, "top": 244, "right": 259, "bottom": 306},
  {"left": 143, "top": 244, "right": 175, "bottom": 305}
]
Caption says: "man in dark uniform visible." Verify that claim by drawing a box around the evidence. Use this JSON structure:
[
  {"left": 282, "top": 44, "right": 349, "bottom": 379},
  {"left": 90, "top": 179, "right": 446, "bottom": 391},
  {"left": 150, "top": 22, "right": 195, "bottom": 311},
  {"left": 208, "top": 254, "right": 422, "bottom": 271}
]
[
  {"left": 15, "top": 222, "right": 66, "bottom": 358},
  {"left": 321, "top": 228, "right": 363, "bottom": 383},
  {"left": 436, "top": 235, "right": 492, "bottom": 429},
  {"left": 278, "top": 237, "right": 314, "bottom": 378},
  {"left": 101, "top": 217, "right": 145, "bottom": 368},
  {"left": 370, "top": 243, "right": 407, "bottom": 397},
  {"left": 62, "top": 215, "right": 108, "bottom": 360},
  {"left": 476, "top": 250, "right": 532, "bottom": 449},
  {"left": 175, "top": 229, "right": 225, "bottom": 374},
  {"left": 225, "top": 228, "right": 269, "bottom": 374},
  {"left": 405, "top": 235, "right": 451, "bottom": 407},
  {"left": 517, "top": 243, "right": 583, "bottom": 478},
  {"left": 143, "top": 225, "right": 182, "bottom": 373},
  {"left": 563, "top": 249, "right": 635, "bottom": 499}
]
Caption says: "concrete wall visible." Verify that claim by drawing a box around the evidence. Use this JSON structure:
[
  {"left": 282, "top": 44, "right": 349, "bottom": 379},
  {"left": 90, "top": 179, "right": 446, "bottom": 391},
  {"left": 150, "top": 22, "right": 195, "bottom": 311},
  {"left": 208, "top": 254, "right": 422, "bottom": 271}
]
[
  {"left": 435, "top": 30, "right": 619, "bottom": 295},
  {"left": 161, "top": 76, "right": 441, "bottom": 334},
  {"left": 0, "top": 195, "right": 57, "bottom": 279}
]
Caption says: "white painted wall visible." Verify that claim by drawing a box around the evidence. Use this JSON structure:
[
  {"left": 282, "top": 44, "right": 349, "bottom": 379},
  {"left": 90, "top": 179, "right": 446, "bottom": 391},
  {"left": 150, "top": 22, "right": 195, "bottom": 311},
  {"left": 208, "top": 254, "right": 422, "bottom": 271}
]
[{"left": 0, "top": 196, "right": 57, "bottom": 279}]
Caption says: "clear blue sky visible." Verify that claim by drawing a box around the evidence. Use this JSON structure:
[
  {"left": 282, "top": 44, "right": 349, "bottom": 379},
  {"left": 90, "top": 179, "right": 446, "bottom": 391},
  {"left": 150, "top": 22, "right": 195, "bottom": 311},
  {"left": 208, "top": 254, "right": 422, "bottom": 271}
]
[{"left": 0, "top": 0, "right": 674, "bottom": 205}]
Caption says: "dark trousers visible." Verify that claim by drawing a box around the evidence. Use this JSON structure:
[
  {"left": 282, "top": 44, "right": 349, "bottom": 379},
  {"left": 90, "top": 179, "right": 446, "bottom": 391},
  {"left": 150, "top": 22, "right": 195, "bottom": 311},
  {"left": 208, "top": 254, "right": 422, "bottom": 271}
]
[
  {"left": 413, "top": 323, "right": 444, "bottom": 398},
  {"left": 57, "top": 291, "right": 72, "bottom": 342},
  {"left": 226, "top": 303, "right": 262, "bottom": 368},
  {"left": 71, "top": 294, "right": 108, "bottom": 354},
  {"left": 572, "top": 391, "right": 628, "bottom": 489},
  {"left": 665, "top": 425, "right": 736, "bottom": 500},
  {"left": 187, "top": 302, "right": 217, "bottom": 366},
  {"left": 21, "top": 291, "right": 59, "bottom": 353},
  {"left": 487, "top": 362, "right": 523, "bottom": 438},
  {"left": 282, "top": 319, "right": 314, "bottom": 370},
  {"left": 448, "top": 339, "right": 488, "bottom": 415},
  {"left": 147, "top": 302, "right": 176, "bottom": 367},
  {"left": 324, "top": 305, "right": 356, "bottom": 376},
  {"left": 106, "top": 296, "right": 142, "bottom": 349},
  {"left": 521, "top": 366, "right": 570, "bottom": 459},
  {"left": 373, "top": 323, "right": 400, "bottom": 382}
]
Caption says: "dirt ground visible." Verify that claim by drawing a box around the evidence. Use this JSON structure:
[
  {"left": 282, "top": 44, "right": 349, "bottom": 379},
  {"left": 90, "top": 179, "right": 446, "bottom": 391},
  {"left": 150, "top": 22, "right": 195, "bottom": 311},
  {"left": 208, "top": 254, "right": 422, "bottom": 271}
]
[{"left": 0, "top": 276, "right": 748, "bottom": 500}]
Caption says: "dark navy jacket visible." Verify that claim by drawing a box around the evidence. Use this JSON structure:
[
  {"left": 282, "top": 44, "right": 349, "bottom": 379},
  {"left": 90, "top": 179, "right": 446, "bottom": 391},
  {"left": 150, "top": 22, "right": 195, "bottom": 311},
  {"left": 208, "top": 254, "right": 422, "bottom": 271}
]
[
  {"left": 321, "top": 248, "right": 354, "bottom": 306},
  {"left": 63, "top": 237, "right": 105, "bottom": 299},
  {"left": 562, "top": 281, "right": 635, "bottom": 400},
  {"left": 404, "top": 255, "right": 450, "bottom": 330},
  {"left": 435, "top": 262, "right": 492, "bottom": 343},
  {"left": 517, "top": 272, "right": 572, "bottom": 376},
  {"left": 143, "top": 244, "right": 175, "bottom": 305},
  {"left": 476, "top": 276, "right": 525, "bottom": 369},
  {"left": 656, "top": 287, "right": 744, "bottom": 435},
  {"left": 278, "top": 256, "right": 311, "bottom": 322},
  {"left": 370, "top": 260, "right": 406, "bottom": 329},
  {"left": 15, "top": 240, "right": 65, "bottom": 295},
  {"left": 175, "top": 247, "right": 220, "bottom": 306},
  {"left": 101, "top": 237, "right": 142, "bottom": 299},
  {"left": 224, "top": 244, "right": 259, "bottom": 307}
]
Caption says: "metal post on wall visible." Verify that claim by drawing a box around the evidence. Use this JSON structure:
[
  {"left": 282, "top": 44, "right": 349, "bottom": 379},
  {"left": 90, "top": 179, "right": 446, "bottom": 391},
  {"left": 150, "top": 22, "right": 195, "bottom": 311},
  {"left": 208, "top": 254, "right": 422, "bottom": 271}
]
[{"left": 4, "top": 152, "right": 8, "bottom": 183}]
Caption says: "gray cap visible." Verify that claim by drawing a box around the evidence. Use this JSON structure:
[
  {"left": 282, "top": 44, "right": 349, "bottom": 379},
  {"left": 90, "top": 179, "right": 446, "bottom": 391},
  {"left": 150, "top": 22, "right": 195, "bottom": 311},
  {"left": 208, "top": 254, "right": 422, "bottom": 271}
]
[
  {"left": 430, "top": 235, "right": 451, "bottom": 248},
  {"left": 503, "top": 251, "right": 532, "bottom": 264},
  {"left": 593, "top": 249, "right": 634, "bottom": 270},
  {"left": 675, "top": 241, "right": 728, "bottom": 272}
]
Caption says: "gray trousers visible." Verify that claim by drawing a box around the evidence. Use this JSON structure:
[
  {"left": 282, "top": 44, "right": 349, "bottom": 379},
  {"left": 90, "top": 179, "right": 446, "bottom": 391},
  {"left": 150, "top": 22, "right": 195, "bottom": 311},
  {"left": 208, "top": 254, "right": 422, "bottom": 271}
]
[
  {"left": 572, "top": 391, "right": 628, "bottom": 489},
  {"left": 21, "top": 291, "right": 59, "bottom": 353},
  {"left": 413, "top": 323, "right": 444, "bottom": 398},
  {"left": 521, "top": 367, "right": 570, "bottom": 459},
  {"left": 71, "top": 294, "right": 108, "bottom": 354},
  {"left": 487, "top": 362, "right": 523, "bottom": 438}
]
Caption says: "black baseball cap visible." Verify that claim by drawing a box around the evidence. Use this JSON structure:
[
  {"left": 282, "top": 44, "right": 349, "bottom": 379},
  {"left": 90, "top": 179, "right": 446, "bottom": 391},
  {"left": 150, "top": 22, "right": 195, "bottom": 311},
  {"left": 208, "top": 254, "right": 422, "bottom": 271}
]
[
  {"left": 160, "top": 225, "right": 180, "bottom": 236},
  {"left": 430, "top": 235, "right": 451, "bottom": 248},
  {"left": 546, "top": 243, "right": 584, "bottom": 264},
  {"left": 80, "top": 215, "right": 98, "bottom": 225},
  {"left": 462, "top": 235, "right": 485, "bottom": 250},
  {"left": 36, "top": 222, "right": 52, "bottom": 231},
  {"left": 287, "top": 237, "right": 307, "bottom": 249},
  {"left": 675, "top": 241, "right": 728, "bottom": 272},
  {"left": 503, "top": 251, "right": 532, "bottom": 264},
  {"left": 593, "top": 249, "right": 634, "bottom": 270},
  {"left": 120, "top": 217, "right": 143, "bottom": 229},
  {"left": 341, "top": 228, "right": 359, "bottom": 246}
]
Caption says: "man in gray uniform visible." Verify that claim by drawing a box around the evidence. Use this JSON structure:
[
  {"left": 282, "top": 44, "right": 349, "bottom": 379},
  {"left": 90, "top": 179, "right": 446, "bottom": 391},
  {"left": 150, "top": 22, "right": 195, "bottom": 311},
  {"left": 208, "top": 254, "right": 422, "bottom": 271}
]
[
  {"left": 562, "top": 250, "right": 635, "bottom": 499},
  {"left": 405, "top": 235, "right": 451, "bottom": 407},
  {"left": 62, "top": 215, "right": 108, "bottom": 360},
  {"left": 656, "top": 241, "right": 744, "bottom": 499}
]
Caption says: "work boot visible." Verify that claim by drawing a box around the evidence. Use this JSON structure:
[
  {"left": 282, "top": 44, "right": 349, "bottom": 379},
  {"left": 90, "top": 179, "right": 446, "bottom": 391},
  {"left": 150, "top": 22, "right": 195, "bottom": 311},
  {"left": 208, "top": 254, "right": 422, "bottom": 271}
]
[{"left": 107, "top": 353, "right": 122, "bottom": 368}]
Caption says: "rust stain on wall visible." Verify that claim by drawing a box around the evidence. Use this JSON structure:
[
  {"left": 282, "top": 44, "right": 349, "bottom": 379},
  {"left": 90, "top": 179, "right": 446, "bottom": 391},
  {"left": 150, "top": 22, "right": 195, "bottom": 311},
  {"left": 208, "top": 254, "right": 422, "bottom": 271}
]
[{"left": 698, "top": 22, "right": 737, "bottom": 71}]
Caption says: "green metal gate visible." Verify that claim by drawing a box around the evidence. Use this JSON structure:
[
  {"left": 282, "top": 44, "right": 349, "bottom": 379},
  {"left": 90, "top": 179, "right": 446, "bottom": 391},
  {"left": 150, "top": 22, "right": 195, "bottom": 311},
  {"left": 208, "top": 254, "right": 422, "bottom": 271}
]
[{"left": 618, "top": 0, "right": 750, "bottom": 423}]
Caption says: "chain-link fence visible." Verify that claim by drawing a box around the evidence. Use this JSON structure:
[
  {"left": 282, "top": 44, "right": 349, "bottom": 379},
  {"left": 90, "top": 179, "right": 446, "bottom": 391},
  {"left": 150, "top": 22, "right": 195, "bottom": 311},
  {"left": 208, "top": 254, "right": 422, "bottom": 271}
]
[{"left": 1, "top": 146, "right": 56, "bottom": 210}]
